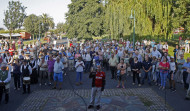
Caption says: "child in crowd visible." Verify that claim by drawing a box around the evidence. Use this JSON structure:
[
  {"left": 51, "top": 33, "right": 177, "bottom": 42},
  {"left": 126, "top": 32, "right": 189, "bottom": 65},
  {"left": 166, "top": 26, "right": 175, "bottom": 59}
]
[
  {"left": 169, "top": 56, "right": 177, "bottom": 92},
  {"left": 155, "top": 58, "right": 161, "bottom": 86},
  {"left": 152, "top": 56, "right": 157, "bottom": 82}
]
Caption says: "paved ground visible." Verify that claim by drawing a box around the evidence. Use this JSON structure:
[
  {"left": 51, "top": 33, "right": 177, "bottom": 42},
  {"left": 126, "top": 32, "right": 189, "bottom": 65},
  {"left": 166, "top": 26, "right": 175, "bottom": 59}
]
[
  {"left": 15, "top": 88, "right": 170, "bottom": 111},
  {"left": 0, "top": 68, "right": 189, "bottom": 111}
]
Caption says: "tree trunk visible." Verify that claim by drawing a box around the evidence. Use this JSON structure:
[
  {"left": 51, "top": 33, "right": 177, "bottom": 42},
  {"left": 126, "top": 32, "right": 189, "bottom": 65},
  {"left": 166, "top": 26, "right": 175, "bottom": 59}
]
[{"left": 9, "top": 30, "right": 12, "bottom": 40}]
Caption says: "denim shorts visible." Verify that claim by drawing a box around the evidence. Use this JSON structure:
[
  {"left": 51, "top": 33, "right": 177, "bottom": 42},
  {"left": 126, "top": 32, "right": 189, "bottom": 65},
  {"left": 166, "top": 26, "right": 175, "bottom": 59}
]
[{"left": 54, "top": 72, "right": 63, "bottom": 82}]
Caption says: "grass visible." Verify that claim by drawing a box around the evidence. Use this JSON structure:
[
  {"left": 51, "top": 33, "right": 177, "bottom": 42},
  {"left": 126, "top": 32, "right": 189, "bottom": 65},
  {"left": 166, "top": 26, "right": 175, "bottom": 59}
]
[
  {"left": 168, "top": 46, "right": 190, "bottom": 60},
  {"left": 15, "top": 38, "right": 47, "bottom": 48},
  {"left": 138, "top": 96, "right": 154, "bottom": 107}
]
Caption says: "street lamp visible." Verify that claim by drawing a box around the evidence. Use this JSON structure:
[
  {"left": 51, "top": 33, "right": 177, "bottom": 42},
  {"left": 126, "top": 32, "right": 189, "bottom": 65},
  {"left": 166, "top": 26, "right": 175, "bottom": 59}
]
[{"left": 129, "top": 10, "right": 135, "bottom": 50}]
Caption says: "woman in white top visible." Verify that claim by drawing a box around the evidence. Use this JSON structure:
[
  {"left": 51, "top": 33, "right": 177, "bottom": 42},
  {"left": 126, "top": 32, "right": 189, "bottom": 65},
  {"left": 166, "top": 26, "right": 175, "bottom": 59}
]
[
  {"left": 169, "top": 57, "right": 176, "bottom": 92},
  {"left": 75, "top": 57, "right": 85, "bottom": 86},
  {"left": 39, "top": 56, "right": 48, "bottom": 86}
]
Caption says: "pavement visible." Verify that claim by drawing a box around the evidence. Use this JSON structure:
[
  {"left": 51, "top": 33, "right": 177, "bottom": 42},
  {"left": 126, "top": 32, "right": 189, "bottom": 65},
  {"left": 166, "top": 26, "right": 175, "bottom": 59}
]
[{"left": 0, "top": 68, "right": 189, "bottom": 111}]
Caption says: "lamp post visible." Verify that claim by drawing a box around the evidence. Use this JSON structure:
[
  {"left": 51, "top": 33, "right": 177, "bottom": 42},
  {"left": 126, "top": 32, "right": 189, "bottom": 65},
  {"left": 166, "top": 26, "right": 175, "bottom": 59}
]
[{"left": 129, "top": 10, "right": 135, "bottom": 50}]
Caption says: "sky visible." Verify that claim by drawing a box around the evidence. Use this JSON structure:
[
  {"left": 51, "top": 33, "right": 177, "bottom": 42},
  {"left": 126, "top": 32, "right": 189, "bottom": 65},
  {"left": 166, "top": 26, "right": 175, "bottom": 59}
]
[{"left": 0, "top": 0, "right": 71, "bottom": 29}]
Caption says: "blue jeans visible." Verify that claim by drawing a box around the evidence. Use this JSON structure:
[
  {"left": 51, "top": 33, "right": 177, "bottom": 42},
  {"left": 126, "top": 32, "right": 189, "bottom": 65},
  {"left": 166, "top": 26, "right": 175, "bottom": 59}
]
[
  {"left": 76, "top": 72, "right": 83, "bottom": 82},
  {"left": 142, "top": 71, "right": 151, "bottom": 84},
  {"left": 85, "top": 61, "right": 91, "bottom": 72},
  {"left": 160, "top": 72, "right": 168, "bottom": 87},
  {"left": 156, "top": 71, "right": 161, "bottom": 84}
]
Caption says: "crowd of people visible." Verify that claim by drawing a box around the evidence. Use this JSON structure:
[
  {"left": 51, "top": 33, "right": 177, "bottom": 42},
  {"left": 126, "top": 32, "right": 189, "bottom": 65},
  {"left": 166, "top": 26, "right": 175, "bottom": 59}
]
[{"left": 0, "top": 37, "right": 190, "bottom": 110}]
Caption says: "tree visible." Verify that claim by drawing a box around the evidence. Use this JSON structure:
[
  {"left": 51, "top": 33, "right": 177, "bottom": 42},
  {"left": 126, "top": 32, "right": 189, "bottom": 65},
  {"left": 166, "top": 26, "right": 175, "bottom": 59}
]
[
  {"left": 40, "top": 13, "right": 55, "bottom": 38},
  {"left": 23, "top": 14, "right": 40, "bottom": 40},
  {"left": 172, "top": 0, "right": 190, "bottom": 38},
  {"left": 3, "top": 1, "right": 27, "bottom": 40},
  {"left": 66, "top": 0, "right": 105, "bottom": 39},
  {"left": 57, "top": 22, "right": 66, "bottom": 33}
]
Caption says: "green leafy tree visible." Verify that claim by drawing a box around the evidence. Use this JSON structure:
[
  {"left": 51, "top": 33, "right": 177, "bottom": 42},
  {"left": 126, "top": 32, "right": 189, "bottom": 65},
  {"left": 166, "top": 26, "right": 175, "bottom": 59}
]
[
  {"left": 172, "top": 0, "right": 190, "bottom": 38},
  {"left": 23, "top": 14, "right": 39, "bottom": 40},
  {"left": 66, "top": 0, "right": 105, "bottom": 39},
  {"left": 3, "top": 1, "right": 27, "bottom": 40},
  {"left": 40, "top": 13, "right": 55, "bottom": 37}
]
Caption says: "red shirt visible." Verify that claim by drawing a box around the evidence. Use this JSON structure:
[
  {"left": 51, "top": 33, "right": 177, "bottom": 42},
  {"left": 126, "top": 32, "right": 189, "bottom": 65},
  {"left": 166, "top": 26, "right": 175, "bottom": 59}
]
[
  {"left": 95, "top": 71, "right": 105, "bottom": 87},
  {"left": 8, "top": 48, "right": 14, "bottom": 56},
  {"left": 159, "top": 62, "right": 170, "bottom": 73}
]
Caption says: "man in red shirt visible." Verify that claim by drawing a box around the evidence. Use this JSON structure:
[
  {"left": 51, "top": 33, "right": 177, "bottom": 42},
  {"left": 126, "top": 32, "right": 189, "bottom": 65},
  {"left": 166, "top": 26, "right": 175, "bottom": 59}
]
[
  {"left": 88, "top": 65, "right": 106, "bottom": 110},
  {"left": 8, "top": 45, "right": 14, "bottom": 56}
]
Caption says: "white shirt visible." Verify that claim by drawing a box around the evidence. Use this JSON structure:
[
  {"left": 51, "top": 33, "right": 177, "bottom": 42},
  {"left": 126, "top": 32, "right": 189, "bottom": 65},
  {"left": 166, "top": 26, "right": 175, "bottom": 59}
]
[
  {"left": 151, "top": 50, "right": 162, "bottom": 58},
  {"left": 117, "top": 50, "right": 123, "bottom": 57},
  {"left": 163, "top": 45, "right": 168, "bottom": 49},
  {"left": 0, "top": 69, "right": 11, "bottom": 83},
  {"left": 75, "top": 61, "right": 84, "bottom": 72},
  {"left": 54, "top": 61, "right": 64, "bottom": 73},
  {"left": 30, "top": 60, "right": 37, "bottom": 69},
  {"left": 53, "top": 40, "right": 57, "bottom": 45},
  {"left": 4, "top": 56, "right": 13, "bottom": 64},
  {"left": 85, "top": 54, "right": 91, "bottom": 61},
  {"left": 39, "top": 60, "right": 48, "bottom": 71},
  {"left": 170, "top": 62, "right": 176, "bottom": 71},
  {"left": 20, "top": 65, "right": 32, "bottom": 75}
]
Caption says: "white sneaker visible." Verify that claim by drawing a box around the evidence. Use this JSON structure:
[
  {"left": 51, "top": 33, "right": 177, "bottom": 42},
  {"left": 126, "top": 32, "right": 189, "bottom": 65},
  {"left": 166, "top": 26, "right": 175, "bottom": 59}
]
[
  {"left": 45, "top": 83, "right": 47, "bottom": 86},
  {"left": 39, "top": 83, "right": 42, "bottom": 86}
]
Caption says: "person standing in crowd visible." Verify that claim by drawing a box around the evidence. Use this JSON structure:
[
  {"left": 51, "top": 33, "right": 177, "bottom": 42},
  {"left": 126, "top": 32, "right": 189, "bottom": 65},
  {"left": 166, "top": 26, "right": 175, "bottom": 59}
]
[
  {"left": 176, "top": 54, "right": 185, "bottom": 83},
  {"left": 109, "top": 53, "right": 118, "bottom": 79},
  {"left": 177, "top": 47, "right": 184, "bottom": 60},
  {"left": 62, "top": 53, "right": 68, "bottom": 75},
  {"left": 182, "top": 57, "right": 190, "bottom": 90},
  {"left": 47, "top": 55, "right": 55, "bottom": 85},
  {"left": 133, "top": 50, "right": 142, "bottom": 62},
  {"left": 75, "top": 57, "right": 85, "bottom": 86},
  {"left": 93, "top": 52, "right": 100, "bottom": 66},
  {"left": 39, "top": 56, "right": 48, "bottom": 86},
  {"left": 185, "top": 39, "right": 189, "bottom": 53},
  {"left": 117, "top": 47, "right": 124, "bottom": 62},
  {"left": 74, "top": 51, "right": 81, "bottom": 63},
  {"left": 67, "top": 49, "right": 74, "bottom": 71},
  {"left": 163, "top": 42, "right": 168, "bottom": 52},
  {"left": 8, "top": 45, "right": 14, "bottom": 56},
  {"left": 185, "top": 68, "right": 190, "bottom": 100},
  {"left": 173, "top": 45, "right": 179, "bottom": 62},
  {"left": 13, "top": 59, "right": 21, "bottom": 90},
  {"left": 117, "top": 59, "right": 127, "bottom": 88},
  {"left": 52, "top": 57, "right": 64, "bottom": 90},
  {"left": 159, "top": 56, "right": 170, "bottom": 90},
  {"left": 151, "top": 46, "right": 162, "bottom": 58},
  {"left": 98, "top": 48, "right": 104, "bottom": 67},
  {"left": 84, "top": 50, "right": 92, "bottom": 73},
  {"left": 131, "top": 57, "right": 141, "bottom": 86},
  {"left": 29, "top": 57, "right": 38, "bottom": 84},
  {"left": 0, "top": 63, "right": 11, "bottom": 104},
  {"left": 13, "top": 51, "right": 19, "bottom": 60},
  {"left": 142, "top": 55, "right": 152, "bottom": 86},
  {"left": 88, "top": 65, "right": 105, "bottom": 110},
  {"left": 20, "top": 60, "right": 32, "bottom": 94},
  {"left": 155, "top": 58, "right": 161, "bottom": 86},
  {"left": 169, "top": 56, "right": 177, "bottom": 92},
  {"left": 151, "top": 56, "right": 157, "bottom": 82}
]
